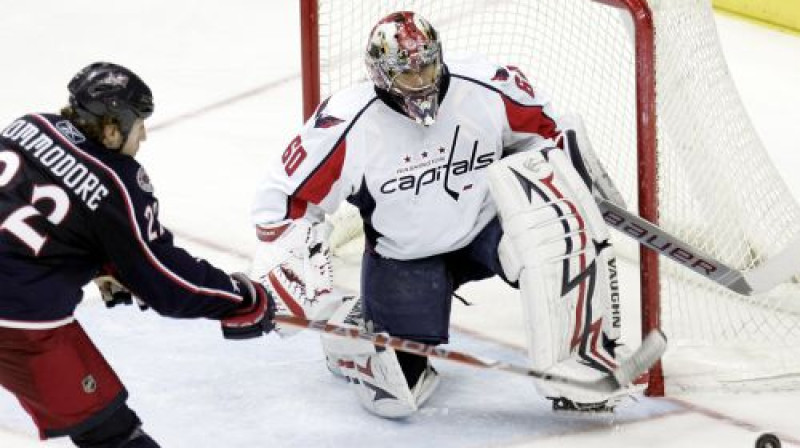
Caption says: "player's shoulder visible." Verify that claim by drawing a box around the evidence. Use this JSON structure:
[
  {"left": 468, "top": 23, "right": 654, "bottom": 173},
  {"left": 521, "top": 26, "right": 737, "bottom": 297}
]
[
  {"left": 0, "top": 113, "right": 151, "bottom": 211},
  {"left": 447, "top": 52, "right": 545, "bottom": 106},
  {"left": 310, "top": 82, "right": 378, "bottom": 128},
  {"left": 32, "top": 113, "right": 152, "bottom": 194},
  {"left": 446, "top": 52, "right": 504, "bottom": 83}
]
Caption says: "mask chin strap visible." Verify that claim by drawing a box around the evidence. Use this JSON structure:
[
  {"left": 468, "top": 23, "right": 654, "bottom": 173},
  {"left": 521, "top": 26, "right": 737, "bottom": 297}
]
[{"left": 403, "top": 91, "right": 439, "bottom": 126}]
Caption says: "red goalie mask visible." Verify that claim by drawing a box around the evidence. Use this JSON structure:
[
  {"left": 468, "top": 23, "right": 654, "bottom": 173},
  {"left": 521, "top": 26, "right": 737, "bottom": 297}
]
[{"left": 365, "top": 11, "right": 443, "bottom": 126}]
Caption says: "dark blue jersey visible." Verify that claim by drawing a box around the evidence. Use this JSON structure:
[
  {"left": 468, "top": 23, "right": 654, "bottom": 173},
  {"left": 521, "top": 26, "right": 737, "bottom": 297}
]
[{"left": 0, "top": 114, "right": 244, "bottom": 326}]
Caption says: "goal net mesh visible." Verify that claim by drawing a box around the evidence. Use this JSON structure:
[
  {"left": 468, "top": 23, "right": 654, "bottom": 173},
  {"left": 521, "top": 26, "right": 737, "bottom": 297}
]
[{"left": 309, "top": 0, "right": 800, "bottom": 392}]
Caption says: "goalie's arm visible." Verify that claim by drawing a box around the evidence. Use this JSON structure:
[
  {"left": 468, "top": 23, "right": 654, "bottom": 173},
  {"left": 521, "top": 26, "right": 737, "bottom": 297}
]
[{"left": 252, "top": 96, "right": 366, "bottom": 226}]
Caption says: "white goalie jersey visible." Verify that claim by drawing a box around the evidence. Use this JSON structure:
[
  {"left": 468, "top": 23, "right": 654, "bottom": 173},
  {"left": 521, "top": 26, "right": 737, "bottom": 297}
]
[{"left": 252, "top": 54, "right": 562, "bottom": 260}]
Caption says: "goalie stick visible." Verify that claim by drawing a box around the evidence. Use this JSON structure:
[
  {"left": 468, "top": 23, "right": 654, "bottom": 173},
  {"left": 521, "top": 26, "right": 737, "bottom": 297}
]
[
  {"left": 274, "top": 314, "right": 667, "bottom": 394},
  {"left": 597, "top": 198, "right": 800, "bottom": 296},
  {"left": 563, "top": 127, "right": 800, "bottom": 296}
]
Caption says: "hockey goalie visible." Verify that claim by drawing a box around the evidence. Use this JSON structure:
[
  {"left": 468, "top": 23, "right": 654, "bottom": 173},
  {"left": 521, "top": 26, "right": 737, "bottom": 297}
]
[{"left": 249, "top": 10, "right": 631, "bottom": 418}]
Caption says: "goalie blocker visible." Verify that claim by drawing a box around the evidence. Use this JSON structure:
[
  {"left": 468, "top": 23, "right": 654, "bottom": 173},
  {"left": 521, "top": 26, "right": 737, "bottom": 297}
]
[{"left": 488, "top": 143, "right": 624, "bottom": 406}]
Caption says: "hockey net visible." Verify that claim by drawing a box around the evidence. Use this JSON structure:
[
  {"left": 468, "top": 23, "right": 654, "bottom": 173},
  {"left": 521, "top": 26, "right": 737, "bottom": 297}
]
[{"left": 300, "top": 0, "right": 800, "bottom": 395}]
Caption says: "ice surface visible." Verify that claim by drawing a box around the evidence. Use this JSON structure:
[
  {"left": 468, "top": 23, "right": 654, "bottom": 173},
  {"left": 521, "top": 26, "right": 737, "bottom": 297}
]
[{"left": 0, "top": 1, "right": 799, "bottom": 446}]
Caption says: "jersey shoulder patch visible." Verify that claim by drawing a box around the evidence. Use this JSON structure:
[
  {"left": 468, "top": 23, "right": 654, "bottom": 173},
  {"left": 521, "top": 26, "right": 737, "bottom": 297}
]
[
  {"left": 311, "top": 82, "right": 376, "bottom": 131},
  {"left": 136, "top": 166, "right": 154, "bottom": 193}
]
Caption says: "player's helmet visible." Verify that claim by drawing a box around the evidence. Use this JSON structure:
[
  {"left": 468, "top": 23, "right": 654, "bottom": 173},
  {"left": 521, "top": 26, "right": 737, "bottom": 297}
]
[
  {"left": 365, "top": 11, "right": 443, "bottom": 126},
  {"left": 67, "top": 62, "right": 154, "bottom": 142}
]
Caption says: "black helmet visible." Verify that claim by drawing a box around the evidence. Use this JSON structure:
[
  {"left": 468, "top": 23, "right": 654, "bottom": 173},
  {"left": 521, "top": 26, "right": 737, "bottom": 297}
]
[{"left": 68, "top": 62, "right": 154, "bottom": 141}]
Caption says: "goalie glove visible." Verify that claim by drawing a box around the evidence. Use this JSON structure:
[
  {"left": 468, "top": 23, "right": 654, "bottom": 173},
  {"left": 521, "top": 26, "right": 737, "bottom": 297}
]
[
  {"left": 221, "top": 273, "right": 276, "bottom": 340},
  {"left": 251, "top": 219, "right": 336, "bottom": 336}
]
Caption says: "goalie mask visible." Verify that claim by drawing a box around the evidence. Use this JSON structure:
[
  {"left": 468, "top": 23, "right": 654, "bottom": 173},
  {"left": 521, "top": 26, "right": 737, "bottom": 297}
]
[{"left": 366, "top": 11, "right": 443, "bottom": 126}]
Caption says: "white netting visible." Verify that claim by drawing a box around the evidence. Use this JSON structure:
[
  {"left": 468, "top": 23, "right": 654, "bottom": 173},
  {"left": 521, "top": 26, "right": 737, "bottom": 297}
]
[{"left": 309, "top": 0, "right": 800, "bottom": 391}]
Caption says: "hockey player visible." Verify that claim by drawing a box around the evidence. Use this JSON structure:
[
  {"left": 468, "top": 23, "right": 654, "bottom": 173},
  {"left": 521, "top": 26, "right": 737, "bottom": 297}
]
[
  {"left": 0, "top": 62, "right": 277, "bottom": 447},
  {"left": 251, "top": 11, "right": 624, "bottom": 417}
]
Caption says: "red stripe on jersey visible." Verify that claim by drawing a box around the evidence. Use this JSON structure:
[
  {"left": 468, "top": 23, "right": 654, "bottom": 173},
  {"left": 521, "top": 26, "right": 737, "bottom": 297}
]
[
  {"left": 502, "top": 95, "right": 559, "bottom": 138},
  {"left": 287, "top": 197, "right": 308, "bottom": 220},
  {"left": 295, "top": 139, "right": 347, "bottom": 205}
]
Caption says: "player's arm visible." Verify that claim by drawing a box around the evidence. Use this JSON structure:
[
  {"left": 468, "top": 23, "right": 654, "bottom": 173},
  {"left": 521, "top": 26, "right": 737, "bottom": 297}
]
[
  {"left": 91, "top": 161, "right": 273, "bottom": 338},
  {"left": 489, "top": 65, "right": 563, "bottom": 155},
  {"left": 251, "top": 101, "right": 360, "bottom": 333},
  {"left": 252, "top": 97, "right": 357, "bottom": 225}
]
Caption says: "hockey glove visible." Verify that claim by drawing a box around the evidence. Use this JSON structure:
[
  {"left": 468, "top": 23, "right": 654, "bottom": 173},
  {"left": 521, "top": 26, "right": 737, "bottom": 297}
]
[
  {"left": 221, "top": 272, "right": 276, "bottom": 340},
  {"left": 94, "top": 275, "right": 148, "bottom": 310},
  {"left": 250, "top": 219, "right": 337, "bottom": 336}
]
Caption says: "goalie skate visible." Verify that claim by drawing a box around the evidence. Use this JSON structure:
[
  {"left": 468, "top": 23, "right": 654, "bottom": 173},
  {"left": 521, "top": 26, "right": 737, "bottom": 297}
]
[{"left": 549, "top": 397, "right": 616, "bottom": 413}]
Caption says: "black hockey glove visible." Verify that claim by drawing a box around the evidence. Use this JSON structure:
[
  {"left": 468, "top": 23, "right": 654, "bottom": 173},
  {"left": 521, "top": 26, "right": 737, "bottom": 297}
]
[
  {"left": 94, "top": 275, "right": 149, "bottom": 311},
  {"left": 221, "top": 273, "right": 276, "bottom": 340}
]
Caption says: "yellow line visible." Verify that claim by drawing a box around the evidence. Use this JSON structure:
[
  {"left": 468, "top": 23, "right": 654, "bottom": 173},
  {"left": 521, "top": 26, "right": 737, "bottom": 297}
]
[{"left": 714, "top": 0, "right": 800, "bottom": 35}]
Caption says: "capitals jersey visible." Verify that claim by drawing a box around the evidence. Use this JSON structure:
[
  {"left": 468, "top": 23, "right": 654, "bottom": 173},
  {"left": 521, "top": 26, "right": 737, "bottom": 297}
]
[
  {"left": 252, "top": 55, "right": 562, "bottom": 260},
  {"left": 0, "top": 113, "right": 244, "bottom": 328}
]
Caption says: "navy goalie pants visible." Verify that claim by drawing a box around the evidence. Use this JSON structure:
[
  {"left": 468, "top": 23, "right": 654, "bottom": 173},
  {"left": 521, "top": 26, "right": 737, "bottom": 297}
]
[{"left": 361, "top": 217, "right": 515, "bottom": 345}]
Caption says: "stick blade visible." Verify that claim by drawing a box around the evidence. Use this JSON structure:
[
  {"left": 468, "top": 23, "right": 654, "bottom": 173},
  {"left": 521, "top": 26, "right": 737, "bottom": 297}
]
[{"left": 612, "top": 329, "right": 668, "bottom": 387}]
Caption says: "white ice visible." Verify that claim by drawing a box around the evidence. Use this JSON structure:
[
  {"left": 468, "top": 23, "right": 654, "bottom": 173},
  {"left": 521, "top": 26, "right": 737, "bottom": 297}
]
[{"left": 0, "top": 1, "right": 799, "bottom": 447}]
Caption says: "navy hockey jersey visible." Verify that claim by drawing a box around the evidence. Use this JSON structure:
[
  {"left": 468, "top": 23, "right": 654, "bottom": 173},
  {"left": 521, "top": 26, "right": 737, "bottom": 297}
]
[{"left": 0, "top": 113, "right": 244, "bottom": 328}]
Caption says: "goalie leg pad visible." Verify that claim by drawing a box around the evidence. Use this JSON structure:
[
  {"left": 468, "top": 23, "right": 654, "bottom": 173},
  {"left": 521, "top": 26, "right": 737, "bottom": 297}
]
[
  {"left": 320, "top": 294, "right": 367, "bottom": 377},
  {"left": 320, "top": 295, "right": 441, "bottom": 418},
  {"left": 344, "top": 348, "right": 440, "bottom": 419},
  {"left": 488, "top": 148, "right": 621, "bottom": 403}
]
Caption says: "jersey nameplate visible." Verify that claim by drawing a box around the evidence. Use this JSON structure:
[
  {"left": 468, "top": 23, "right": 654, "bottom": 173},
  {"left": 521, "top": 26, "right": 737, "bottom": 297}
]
[{"left": 1, "top": 119, "right": 110, "bottom": 210}]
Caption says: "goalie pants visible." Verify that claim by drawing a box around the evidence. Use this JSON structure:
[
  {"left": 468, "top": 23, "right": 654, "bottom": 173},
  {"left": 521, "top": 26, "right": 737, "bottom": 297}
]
[
  {"left": 362, "top": 217, "right": 515, "bottom": 345},
  {"left": 0, "top": 321, "right": 133, "bottom": 441}
]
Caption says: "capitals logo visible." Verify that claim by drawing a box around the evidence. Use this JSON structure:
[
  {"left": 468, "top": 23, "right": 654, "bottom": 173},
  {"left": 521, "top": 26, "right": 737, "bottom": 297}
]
[{"left": 379, "top": 125, "right": 494, "bottom": 200}]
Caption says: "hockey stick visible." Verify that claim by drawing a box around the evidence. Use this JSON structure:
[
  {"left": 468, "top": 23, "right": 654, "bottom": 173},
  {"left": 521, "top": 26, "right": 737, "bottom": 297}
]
[
  {"left": 274, "top": 314, "right": 667, "bottom": 394},
  {"left": 597, "top": 198, "right": 800, "bottom": 296},
  {"left": 563, "top": 126, "right": 800, "bottom": 296}
]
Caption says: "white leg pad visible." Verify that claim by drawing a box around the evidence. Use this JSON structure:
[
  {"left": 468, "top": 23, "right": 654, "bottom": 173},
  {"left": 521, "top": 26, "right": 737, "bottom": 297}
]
[
  {"left": 319, "top": 295, "right": 440, "bottom": 418},
  {"left": 488, "top": 148, "right": 621, "bottom": 403},
  {"left": 346, "top": 348, "right": 440, "bottom": 418},
  {"left": 319, "top": 294, "right": 369, "bottom": 377}
]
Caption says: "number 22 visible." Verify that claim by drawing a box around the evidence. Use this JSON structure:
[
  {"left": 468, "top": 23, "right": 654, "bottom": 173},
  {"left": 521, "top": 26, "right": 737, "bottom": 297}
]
[{"left": 0, "top": 150, "right": 71, "bottom": 255}]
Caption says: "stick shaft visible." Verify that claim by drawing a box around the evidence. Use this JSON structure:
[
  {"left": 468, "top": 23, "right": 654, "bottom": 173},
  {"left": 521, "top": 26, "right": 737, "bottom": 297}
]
[
  {"left": 273, "top": 315, "right": 665, "bottom": 393},
  {"left": 597, "top": 198, "right": 754, "bottom": 294},
  {"left": 580, "top": 136, "right": 799, "bottom": 296}
]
